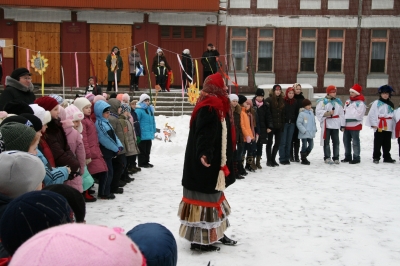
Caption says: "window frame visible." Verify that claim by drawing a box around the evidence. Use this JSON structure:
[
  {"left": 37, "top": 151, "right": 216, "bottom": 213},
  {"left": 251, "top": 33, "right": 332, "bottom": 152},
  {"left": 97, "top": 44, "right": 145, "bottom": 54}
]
[
  {"left": 230, "top": 27, "right": 248, "bottom": 72},
  {"left": 326, "top": 29, "right": 345, "bottom": 73},
  {"left": 369, "top": 29, "right": 389, "bottom": 74},
  {"left": 298, "top": 29, "right": 318, "bottom": 73},
  {"left": 256, "top": 28, "right": 275, "bottom": 72}
]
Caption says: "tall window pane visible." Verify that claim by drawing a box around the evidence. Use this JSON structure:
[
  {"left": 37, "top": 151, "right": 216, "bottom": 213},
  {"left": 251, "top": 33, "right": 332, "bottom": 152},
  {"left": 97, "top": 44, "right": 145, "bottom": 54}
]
[
  {"left": 327, "top": 42, "right": 342, "bottom": 72},
  {"left": 258, "top": 41, "right": 273, "bottom": 71},
  {"left": 370, "top": 42, "right": 386, "bottom": 72},
  {"left": 300, "top": 42, "right": 315, "bottom": 71},
  {"left": 232, "top": 40, "right": 246, "bottom": 71}
]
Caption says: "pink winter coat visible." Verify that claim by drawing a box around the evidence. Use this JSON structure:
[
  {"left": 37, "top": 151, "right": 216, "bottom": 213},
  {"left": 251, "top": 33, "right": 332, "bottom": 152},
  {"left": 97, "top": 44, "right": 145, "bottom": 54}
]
[{"left": 81, "top": 114, "right": 108, "bottom": 174}]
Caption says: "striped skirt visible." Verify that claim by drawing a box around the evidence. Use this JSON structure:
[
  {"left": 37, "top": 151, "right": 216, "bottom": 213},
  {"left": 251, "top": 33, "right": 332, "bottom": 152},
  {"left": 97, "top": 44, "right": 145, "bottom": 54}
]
[{"left": 178, "top": 187, "right": 231, "bottom": 245}]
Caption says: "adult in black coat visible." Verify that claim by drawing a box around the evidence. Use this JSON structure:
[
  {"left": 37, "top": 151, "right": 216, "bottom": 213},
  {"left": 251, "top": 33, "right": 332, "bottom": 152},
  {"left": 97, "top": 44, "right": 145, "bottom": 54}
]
[
  {"left": 201, "top": 43, "right": 220, "bottom": 84},
  {"left": 179, "top": 73, "right": 237, "bottom": 252},
  {"left": 252, "top": 88, "right": 273, "bottom": 168},
  {"left": 181, "top": 49, "right": 193, "bottom": 89},
  {"left": 265, "top": 85, "right": 285, "bottom": 167},
  {"left": 291, "top": 83, "right": 305, "bottom": 162},
  {"left": 0, "top": 68, "right": 35, "bottom": 111}
]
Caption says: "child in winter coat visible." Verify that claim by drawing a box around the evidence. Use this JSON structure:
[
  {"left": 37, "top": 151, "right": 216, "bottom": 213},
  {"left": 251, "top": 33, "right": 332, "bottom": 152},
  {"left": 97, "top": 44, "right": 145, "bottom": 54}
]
[
  {"left": 315, "top": 85, "right": 345, "bottom": 164},
  {"left": 130, "top": 100, "right": 142, "bottom": 173},
  {"left": 279, "top": 87, "right": 297, "bottom": 165},
  {"left": 229, "top": 94, "right": 245, "bottom": 179},
  {"left": 155, "top": 61, "right": 169, "bottom": 92},
  {"left": 59, "top": 106, "right": 84, "bottom": 193},
  {"left": 94, "top": 100, "right": 123, "bottom": 199},
  {"left": 366, "top": 85, "right": 396, "bottom": 164},
  {"left": 119, "top": 103, "right": 140, "bottom": 183},
  {"left": 35, "top": 96, "right": 81, "bottom": 180},
  {"left": 342, "top": 84, "right": 367, "bottom": 164},
  {"left": 239, "top": 95, "right": 257, "bottom": 172},
  {"left": 73, "top": 97, "right": 108, "bottom": 201},
  {"left": 296, "top": 99, "right": 317, "bottom": 165}
]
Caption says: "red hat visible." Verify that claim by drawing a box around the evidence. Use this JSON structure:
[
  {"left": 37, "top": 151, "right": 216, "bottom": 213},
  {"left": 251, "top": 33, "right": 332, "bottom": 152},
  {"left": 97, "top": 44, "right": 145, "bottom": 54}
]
[
  {"left": 285, "top": 87, "right": 294, "bottom": 98},
  {"left": 326, "top": 85, "right": 337, "bottom": 94},
  {"left": 349, "top": 84, "right": 362, "bottom": 95},
  {"left": 34, "top": 96, "right": 59, "bottom": 111}
]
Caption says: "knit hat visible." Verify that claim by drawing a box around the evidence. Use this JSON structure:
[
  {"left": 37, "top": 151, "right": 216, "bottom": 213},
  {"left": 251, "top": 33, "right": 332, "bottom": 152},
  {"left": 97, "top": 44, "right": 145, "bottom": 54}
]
[
  {"left": 34, "top": 96, "right": 59, "bottom": 112},
  {"left": 116, "top": 94, "right": 124, "bottom": 102},
  {"left": 122, "top": 93, "right": 130, "bottom": 103},
  {"left": 9, "top": 223, "right": 145, "bottom": 266},
  {"left": 121, "top": 103, "right": 131, "bottom": 113},
  {"left": 85, "top": 93, "right": 95, "bottom": 103},
  {"left": 255, "top": 88, "right": 265, "bottom": 97},
  {"left": 49, "top": 94, "right": 64, "bottom": 105},
  {"left": 42, "top": 184, "right": 85, "bottom": 223},
  {"left": 94, "top": 95, "right": 107, "bottom": 104},
  {"left": 1, "top": 115, "right": 32, "bottom": 127},
  {"left": 4, "top": 100, "right": 34, "bottom": 115},
  {"left": 30, "top": 104, "right": 51, "bottom": 125},
  {"left": 139, "top": 94, "right": 150, "bottom": 103},
  {"left": 378, "top": 85, "right": 394, "bottom": 95},
  {"left": 302, "top": 99, "right": 312, "bottom": 107},
  {"left": 19, "top": 113, "right": 43, "bottom": 132},
  {"left": 349, "top": 84, "right": 362, "bottom": 95},
  {"left": 246, "top": 99, "right": 253, "bottom": 107},
  {"left": 238, "top": 95, "right": 247, "bottom": 105},
  {"left": 0, "top": 151, "right": 45, "bottom": 198},
  {"left": 0, "top": 190, "right": 74, "bottom": 255},
  {"left": 326, "top": 85, "right": 337, "bottom": 94},
  {"left": 127, "top": 223, "right": 177, "bottom": 266},
  {"left": 0, "top": 122, "right": 37, "bottom": 152},
  {"left": 272, "top": 84, "right": 281, "bottom": 91},
  {"left": 65, "top": 105, "right": 84, "bottom": 122},
  {"left": 228, "top": 94, "right": 239, "bottom": 102},
  {"left": 183, "top": 49, "right": 190, "bottom": 54},
  {"left": 157, "top": 48, "right": 163, "bottom": 53},
  {"left": 73, "top": 97, "right": 92, "bottom": 112},
  {"left": 10, "top": 68, "right": 31, "bottom": 80}
]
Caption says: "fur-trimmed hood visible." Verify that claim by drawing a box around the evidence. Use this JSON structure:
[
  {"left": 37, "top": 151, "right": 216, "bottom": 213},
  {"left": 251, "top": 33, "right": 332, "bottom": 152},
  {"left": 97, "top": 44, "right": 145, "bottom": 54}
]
[{"left": 5, "top": 76, "right": 34, "bottom": 92}]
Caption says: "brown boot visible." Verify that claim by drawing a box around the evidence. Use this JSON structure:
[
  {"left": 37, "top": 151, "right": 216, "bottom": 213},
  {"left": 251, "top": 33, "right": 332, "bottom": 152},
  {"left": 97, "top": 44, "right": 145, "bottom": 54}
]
[{"left": 256, "top": 156, "right": 262, "bottom": 169}]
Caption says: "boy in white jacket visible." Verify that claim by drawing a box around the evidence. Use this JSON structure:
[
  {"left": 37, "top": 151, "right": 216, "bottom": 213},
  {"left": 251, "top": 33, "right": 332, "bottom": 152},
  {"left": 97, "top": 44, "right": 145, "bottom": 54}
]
[
  {"left": 366, "top": 85, "right": 396, "bottom": 164},
  {"left": 342, "top": 84, "right": 366, "bottom": 164},
  {"left": 316, "top": 85, "right": 345, "bottom": 164}
]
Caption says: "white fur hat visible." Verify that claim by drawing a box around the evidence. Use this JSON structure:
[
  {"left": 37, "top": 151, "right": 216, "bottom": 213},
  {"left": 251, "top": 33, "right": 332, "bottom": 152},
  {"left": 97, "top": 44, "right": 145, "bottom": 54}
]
[
  {"left": 183, "top": 49, "right": 190, "bottom": 55},
  {"left": 29, "top": 104, "right": 51, "bottom": 125},
  {"left": 228, "top": 94, "right": 239, "bottom": 102},
  {"left": 139, "top": 94, "right": 150, "bottom": 103},
  {"left": 157, "top": 48, "right": 163, "bottom": 53}
]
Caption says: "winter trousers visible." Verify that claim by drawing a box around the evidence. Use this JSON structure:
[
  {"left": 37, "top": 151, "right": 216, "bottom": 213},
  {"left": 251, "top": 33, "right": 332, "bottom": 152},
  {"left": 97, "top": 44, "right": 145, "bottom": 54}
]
[
  {"left": 266, "top": 129, "right": 282, "bottom": 162},
  {"left": 255, "top": 139, "right": 263, "bottom": 157},
  {"left": 111, "top": 154, "right": 126, "bottom": 192},
  {"left": 373, "top": 130, "right": 392, "bottom": 160},
  {"left": 291, "top": 127, "right": 301, "bottom": 159},
  {"left": 301, "top": 138, "right": 314, "bottom": 153},
  {"left": 279, "top": 123, "right": 295, "bottom": 163},
  {"left": 343, "top": 130, "right": 361, "bottom": 161},
  {"left": 107, "top": 81, "right": 119, "bottom": 91},
  {"left": 203, "top": 71, "right": 213, "bottom": 84},
  {"left": 130, "top": 74, "right": 140, "bottom": 89},
  {"left": 138, "top": 140, "right": 152, "bottom": 166},
  {"left": 98, "top": 158, "right": 113, "bottom": 196},
  {"left": 323, "top": 129, "right": 339, "bottom": 161}
]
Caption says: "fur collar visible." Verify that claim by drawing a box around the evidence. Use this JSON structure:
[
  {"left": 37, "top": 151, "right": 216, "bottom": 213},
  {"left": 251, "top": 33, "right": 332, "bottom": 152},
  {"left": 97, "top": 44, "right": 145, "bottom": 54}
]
[{"left": 5, "top": 76, "right": 34, "bottom": 92}]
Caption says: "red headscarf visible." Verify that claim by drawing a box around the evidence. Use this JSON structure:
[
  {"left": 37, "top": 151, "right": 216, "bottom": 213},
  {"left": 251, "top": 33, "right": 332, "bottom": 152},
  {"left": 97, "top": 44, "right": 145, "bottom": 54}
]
[{"left": 284, "top": 87, "right": 295, "bottom": 105}]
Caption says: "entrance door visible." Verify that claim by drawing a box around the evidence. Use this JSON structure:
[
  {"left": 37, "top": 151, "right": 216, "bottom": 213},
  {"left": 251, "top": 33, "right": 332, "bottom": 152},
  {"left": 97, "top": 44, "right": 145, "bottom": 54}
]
[{"left": 160, "top": 26, "right": 204, "bottom": 87}]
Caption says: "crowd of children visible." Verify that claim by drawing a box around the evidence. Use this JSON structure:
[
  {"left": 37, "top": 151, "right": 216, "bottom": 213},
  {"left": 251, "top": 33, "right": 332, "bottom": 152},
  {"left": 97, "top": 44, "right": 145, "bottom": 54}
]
[{"left": 229, "top": 83, "right": 399, "bottom": 178}]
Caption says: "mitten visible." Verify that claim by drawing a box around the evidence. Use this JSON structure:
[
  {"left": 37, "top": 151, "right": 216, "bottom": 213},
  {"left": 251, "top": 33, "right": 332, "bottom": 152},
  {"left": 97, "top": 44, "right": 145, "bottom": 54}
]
[{"left": 85, "top": 158, "right": 92, "bottom": 165}]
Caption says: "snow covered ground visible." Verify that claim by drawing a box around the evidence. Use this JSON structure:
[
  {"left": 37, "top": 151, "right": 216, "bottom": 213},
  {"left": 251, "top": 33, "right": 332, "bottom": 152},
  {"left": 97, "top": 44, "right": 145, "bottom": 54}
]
[{"left": 85, "top": 115, "right": 400, "bottom": 266}]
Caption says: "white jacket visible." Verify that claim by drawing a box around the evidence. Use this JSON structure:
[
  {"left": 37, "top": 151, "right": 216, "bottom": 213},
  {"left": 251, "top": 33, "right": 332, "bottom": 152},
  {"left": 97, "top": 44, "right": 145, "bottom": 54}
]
[
  {"left": 366, "top": 100, "right": 394, "bottom": 132},
  {"left": 343, "top": 99, "right": 366, "bottom": 129},
  {"left": 316, "top": 98, "right": 345, "bottom": 129}
]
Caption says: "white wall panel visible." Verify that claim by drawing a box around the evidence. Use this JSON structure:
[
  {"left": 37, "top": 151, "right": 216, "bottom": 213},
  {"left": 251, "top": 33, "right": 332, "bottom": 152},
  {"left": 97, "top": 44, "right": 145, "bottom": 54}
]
[
  {"left": 328, "top": 0, "right": 349, "bottom": 10},
  {"left": 257, "top": 0, "right": 278, "bottom": 9},
  {"left": 4, "top": 7, "right": 70, "bottom": 22},
  {"left": 230, "top": 0, "right": 251, "bottom": 9}
]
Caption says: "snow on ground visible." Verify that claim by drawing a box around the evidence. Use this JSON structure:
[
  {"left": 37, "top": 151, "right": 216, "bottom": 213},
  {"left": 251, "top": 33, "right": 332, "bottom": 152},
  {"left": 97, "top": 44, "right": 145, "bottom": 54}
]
[{"left": 85, "top": 115, "right": 400, "bottom": 266}]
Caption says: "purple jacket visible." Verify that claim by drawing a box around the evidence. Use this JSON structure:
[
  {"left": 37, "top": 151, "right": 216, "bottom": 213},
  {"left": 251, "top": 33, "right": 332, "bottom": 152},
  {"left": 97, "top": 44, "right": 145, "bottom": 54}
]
[{"left": 81, "top": 115, "right": 108, "bottom": 175}]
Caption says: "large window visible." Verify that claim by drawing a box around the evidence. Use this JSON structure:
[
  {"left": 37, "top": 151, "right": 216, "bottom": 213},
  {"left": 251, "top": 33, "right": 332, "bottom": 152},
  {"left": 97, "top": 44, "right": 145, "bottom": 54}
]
[
  {"left": 299, "top": 29, "right": 317, "bottom": 72},
  {"left": 231, "top": 28, "right": 247, "bottom": 71},
  {"left": 257, "top": 29, "right": 274, "bottom": 72},
  {"left": 370, "top": 30, "right": 389, "bottom": 73},
  {"left": 327, "top": 29, "right": 345, "bottom": 72}
]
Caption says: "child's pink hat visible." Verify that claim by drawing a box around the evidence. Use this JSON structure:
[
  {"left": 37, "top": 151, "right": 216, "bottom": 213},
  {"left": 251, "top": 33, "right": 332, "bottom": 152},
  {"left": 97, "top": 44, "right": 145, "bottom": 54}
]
[
  {"left": 65, "top": 105, "right": 84, "bottom": 122},
  {"left": 9, "top": 223, "right": 146, "bottom": 266},
  {"left": 93, "top": 95, "right": 107, "bottom": 104}
]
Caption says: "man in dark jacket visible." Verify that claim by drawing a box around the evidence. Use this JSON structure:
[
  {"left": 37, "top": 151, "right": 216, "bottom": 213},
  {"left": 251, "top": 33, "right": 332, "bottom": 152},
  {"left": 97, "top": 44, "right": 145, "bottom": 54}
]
[
  {"left": 201, "top": 43, "right": 220, "bottom": 84},
  {"left": 0, "top": 68, "right": 35, "bottom": 111}
]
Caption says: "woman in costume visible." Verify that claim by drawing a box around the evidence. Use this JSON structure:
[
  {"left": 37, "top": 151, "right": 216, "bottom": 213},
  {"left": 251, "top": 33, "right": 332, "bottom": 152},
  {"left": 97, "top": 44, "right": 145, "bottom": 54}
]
[
  {"left": 178, "top": 73, "right": 237, "bottom": 252},
  {"left": 106, "top": 46, "right": 123, "bottom": 92}
]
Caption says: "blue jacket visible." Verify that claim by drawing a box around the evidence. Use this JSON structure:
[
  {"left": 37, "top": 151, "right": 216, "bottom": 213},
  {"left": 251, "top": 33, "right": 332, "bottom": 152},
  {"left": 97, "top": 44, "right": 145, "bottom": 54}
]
[
  {"left": 135, "top": 102, "right": 156, "bottom": 141},
  {"left": 296, "top": 108, "right": 317, "bottom": 139},
  {"left": 94, "top": 100, "right": 123, "bottom": 157},
  {"left": 37, "top": 149, "right": 69, "bottom": 186}
]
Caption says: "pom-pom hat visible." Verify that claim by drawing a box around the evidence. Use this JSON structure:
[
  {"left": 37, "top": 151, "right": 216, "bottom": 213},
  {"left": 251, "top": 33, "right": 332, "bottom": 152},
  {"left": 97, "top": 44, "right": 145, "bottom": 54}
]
[{"left": 349, "top": 84, "right": 362, "bottom": 95}]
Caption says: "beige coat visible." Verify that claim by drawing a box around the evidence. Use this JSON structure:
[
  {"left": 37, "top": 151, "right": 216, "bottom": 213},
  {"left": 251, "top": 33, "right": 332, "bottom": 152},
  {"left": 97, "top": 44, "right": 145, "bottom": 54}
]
[{"left": 119, "top": 114, "right": 140, "bottom": 156}]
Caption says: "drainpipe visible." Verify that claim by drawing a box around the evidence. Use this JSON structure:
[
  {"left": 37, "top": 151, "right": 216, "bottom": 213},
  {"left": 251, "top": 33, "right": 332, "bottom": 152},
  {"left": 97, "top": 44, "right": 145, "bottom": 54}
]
[{"left": 354, "top": 0, "right": 363, "bottom": 84}]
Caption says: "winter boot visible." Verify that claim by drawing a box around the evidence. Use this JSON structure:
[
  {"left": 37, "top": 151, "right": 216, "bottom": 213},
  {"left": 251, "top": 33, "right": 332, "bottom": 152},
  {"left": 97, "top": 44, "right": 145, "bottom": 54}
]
[
  {"left": 271, "top": 147, "right": 279, "bottom": 167},
  {"left": 250, "top": 157, "right": 258, "bottom": 170},
  {"left": 245, "top": 156, "right": 256, "bottom": 172},
  {"left": 289, "top": 143, "right": 294, "bottom": 162},
  {"left": 301, "top": 152, "right": 310, "bottom": 165},
  {"left": 294, "top": 142, "right": 300, "bottom": 162},
  {"left": 240, "top": 156, "right": 248, "bottom": 175},
  {"left": 266, "top": 148, "right": 274, "bottom": 167},
  {"left": 233, "top": 161, "right": 245, "bottom": 179},
  {"left": 82, "top": 190, "right": 97, "bottom": 202},
  {"left": 256, "top": 156, "right": 262, "bottom": 169}
]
